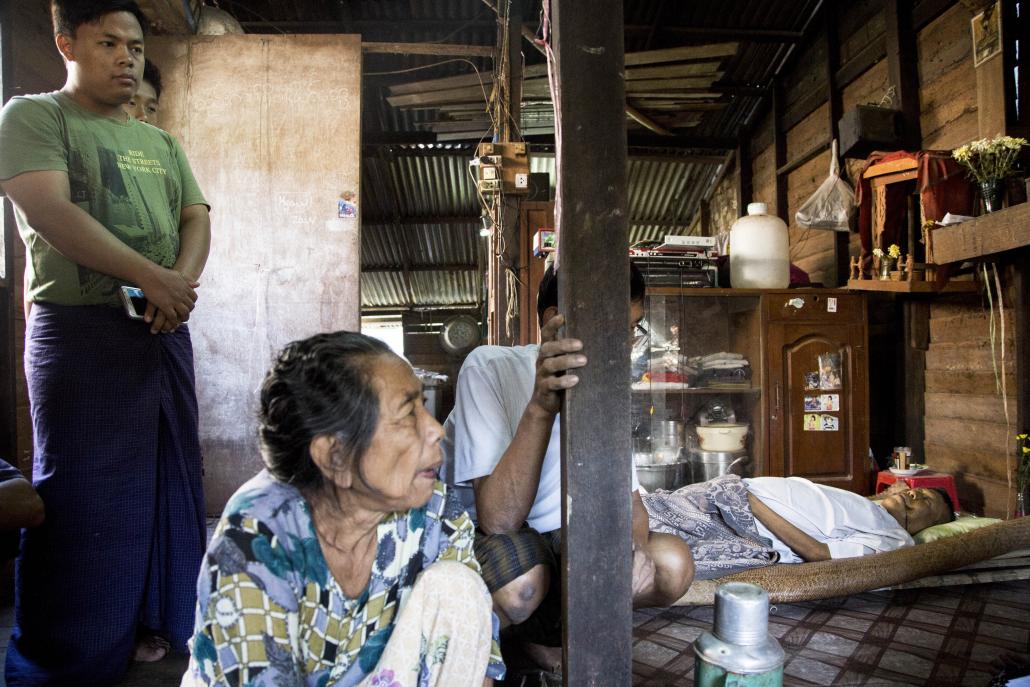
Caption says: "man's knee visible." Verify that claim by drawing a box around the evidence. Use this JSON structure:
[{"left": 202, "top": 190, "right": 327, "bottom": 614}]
[
  {"left": 648, "top": 533, "right": 695, "bottom": 604},
  {"left": 492, "top": 563, "right": 550, "bottom": 626}
]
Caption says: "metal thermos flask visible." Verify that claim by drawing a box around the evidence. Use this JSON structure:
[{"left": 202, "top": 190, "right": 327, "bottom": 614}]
[{"left": 693, "top": 582, "right": 785, "bottom": 686}]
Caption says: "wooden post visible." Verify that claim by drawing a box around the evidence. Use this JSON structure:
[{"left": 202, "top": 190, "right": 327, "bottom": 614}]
[
  {"left": 884, "top": 0, "right": 922, "bottom": 148},
  {"left": 0, "top": 4, "right": 18, "bottom": 463},
  {"left": 903, "top": 301, "right": 929, "bottom": 461},
  {"left": 489, "top": 0, "right": 523, "bottom": 345},
  {"left": 1015, "top": 250, "right": 1030, "bottom": 442},
  {"left": 773, "top": 78, "right": 788, "bottom": 223},
  {"left": 825, "top": 4, "right": 850, "bottom": 287},
  {"left": 736, "top": 142, "right": 753, "bottom": 214},
  {"left": 552, "top": 0, "right": 633, "bottom": 683}
]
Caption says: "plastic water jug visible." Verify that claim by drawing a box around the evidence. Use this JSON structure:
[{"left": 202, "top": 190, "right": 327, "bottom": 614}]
[{"left": 729, "top": 202, "right": 790, "bottom": 289}]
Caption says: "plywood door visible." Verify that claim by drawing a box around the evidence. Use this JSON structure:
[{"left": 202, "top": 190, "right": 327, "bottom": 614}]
[
  {"left": 765, "top": 293, "right": 870, "bottom": 493},
  {"left": 148, "top": 35, "right": 362, "bottom": 511}
]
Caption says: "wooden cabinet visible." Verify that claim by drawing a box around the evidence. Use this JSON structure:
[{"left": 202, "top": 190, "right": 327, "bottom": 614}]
[
  {"left": 764, "top": 292, "right": 870, "bottom": 493},
  {"left": 635, "top": 287, "right": 870, "bottom": 492}
]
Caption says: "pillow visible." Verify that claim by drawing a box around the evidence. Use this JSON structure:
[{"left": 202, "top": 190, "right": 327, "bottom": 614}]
[{"left": 914, "top": 515, "right": 1002, "bottom": 544}]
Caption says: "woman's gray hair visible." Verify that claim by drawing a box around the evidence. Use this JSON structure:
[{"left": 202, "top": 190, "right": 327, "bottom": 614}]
[{"left": 258, "top": 331, "right": 393, "bottom": 491}]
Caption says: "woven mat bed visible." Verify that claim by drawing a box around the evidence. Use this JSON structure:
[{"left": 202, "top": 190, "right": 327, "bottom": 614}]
[{"left": 675, "top": 516, "right": 1030, "bottom": 606}]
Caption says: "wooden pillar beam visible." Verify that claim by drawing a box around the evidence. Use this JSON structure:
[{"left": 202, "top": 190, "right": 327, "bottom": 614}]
[
  {"left": 825, "top": 4, "right": 850, "bottom": 288},
  {"left": 1015, "top": 250, "right": 1030, "bottom": 455},
  {"left": 137, "top": 0, "right": 199, "bottom": 34},
  {"left": 553, "top": 0, "right": 633, "bottom": 682},
  {"left": 773, "top": 78, "right": 788, "bottom": 223},
  {"left": 884, "top": 0, "right": 922, "bottom": 148},
  {"left": 361, "top": 41, "right": 495, "bottom": 57},
  {"left": 903, "top": 301, "right": 929, "bottom": 462},
  {"left": 488, "top": 0, "right": 523, "bottom": 345},
  {"left": 736, "top": 143, "right": 753, "bottom": 214},
  {"left": 700, "top": 200, "right": 713, "bottom": 236}
]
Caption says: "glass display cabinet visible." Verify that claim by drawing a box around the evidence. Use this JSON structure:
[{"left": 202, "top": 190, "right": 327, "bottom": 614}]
[{"left": 632, "top": 286, "right": 869, "bottom": 494}]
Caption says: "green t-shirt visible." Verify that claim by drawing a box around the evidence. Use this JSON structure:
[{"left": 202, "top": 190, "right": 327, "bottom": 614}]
[{"left": 0, "top": 92, "right": 208, "bottom": 306}]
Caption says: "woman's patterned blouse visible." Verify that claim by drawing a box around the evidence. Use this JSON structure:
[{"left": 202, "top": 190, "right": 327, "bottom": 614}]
[{"left": 184, "top": 470, "right": 505, "bottom": 686}]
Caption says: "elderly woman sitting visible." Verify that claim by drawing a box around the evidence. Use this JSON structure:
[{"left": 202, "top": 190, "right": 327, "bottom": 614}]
[{"left": 182, "top": 332, "right": 504, "bottom": 686}]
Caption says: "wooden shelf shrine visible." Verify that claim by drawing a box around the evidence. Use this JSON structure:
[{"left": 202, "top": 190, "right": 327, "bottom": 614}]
[
  {"left": 862, "top": 157, "right": 918, "bottom": 184},
  {"left": 929, "top": 201, "right": 1030, "bottom": 265},
  {"left": 846, "top": 278, "right": 979, "bottom": 293}
]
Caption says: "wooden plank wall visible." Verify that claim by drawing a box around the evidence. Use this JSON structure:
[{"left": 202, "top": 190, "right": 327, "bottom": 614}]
[
  {"left": 925, "top": 292, "right": 1017, "bottom": 517},
  {"left": 917, "top": 5, "right": 1013, "bottom": 517},
  {"left": 3, "top": 0, "right": 65, "bottom": 475},
  {"left": 739, "top": 1, "right": 1025, "bottom": 515}
]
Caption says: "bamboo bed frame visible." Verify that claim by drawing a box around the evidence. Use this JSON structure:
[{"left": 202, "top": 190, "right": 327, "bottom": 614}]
[{"left": 675, "top": 517, "right": 1030, "bottom": 606}]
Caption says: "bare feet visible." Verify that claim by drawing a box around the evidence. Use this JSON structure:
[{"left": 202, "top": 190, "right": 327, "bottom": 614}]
[
  {"left": 523, "top": 642, "right": 562, "bottom": 674},
  {"left": 133, "top": 634, "right": 170, "bottom": 662}
]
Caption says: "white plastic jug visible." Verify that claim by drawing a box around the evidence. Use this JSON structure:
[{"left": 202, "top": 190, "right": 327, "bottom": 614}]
[{"left": 729, "top": 202, "right": 790, "bottom": 289}]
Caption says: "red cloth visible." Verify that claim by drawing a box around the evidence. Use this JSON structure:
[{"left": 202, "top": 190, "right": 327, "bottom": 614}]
[{"left": 854, "top": 150, "right": 975, "bottom": 278}]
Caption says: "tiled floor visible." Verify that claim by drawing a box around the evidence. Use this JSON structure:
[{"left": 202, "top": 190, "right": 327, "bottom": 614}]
[
  {"left": 631, "top": 580, "right": 1030, "bottom": 686},
  {"left": 0, "top": 570, "right": 1026, "bottom": 685}
]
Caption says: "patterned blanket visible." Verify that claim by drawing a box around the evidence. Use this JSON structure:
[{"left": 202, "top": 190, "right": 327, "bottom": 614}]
[{"left": 642, "top": 474, "right": 780, "bottom": 579}]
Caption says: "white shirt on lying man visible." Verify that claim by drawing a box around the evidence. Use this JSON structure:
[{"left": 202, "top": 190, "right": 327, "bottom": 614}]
[{"left": 744, "top": 476, "right": 914, "bottom": 563}]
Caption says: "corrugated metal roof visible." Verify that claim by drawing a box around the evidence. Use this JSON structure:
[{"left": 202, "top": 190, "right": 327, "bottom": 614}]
[
  {"left": 361, "top": 270, "right": 481, "bottom": 308},
  {"left": 217, "top": 0, "right": 822, "bottom": 309}
]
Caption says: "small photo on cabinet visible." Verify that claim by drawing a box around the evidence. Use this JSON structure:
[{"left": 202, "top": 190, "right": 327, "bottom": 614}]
[{"left": 818, "top": 352, "right": 842, "bottom": 390}]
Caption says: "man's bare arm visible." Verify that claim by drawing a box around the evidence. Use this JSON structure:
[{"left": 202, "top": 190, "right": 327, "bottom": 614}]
[
  {"left": 172, "top": 203, "right": 211, "bottom": 283},
  {"left": 0, "top": 170, "right": 197, "bottom": 326},
  {"left": 474, "top": 314, "right": 586, "bottom": 534},
  {"left": 146, "top": 203, "right": 211, "bottom": 333},
  {"left": 747, "top": 492, "right": 831, "bottom": 562}
]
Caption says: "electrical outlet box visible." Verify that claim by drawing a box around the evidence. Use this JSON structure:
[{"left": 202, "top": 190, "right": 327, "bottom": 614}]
[
  {"left": 479, "top": 179, "right": 500, "bottom": 192},
  {"left": 482, "top": 166, "right": 498, "bottom": 181},
  {"left": 476, "top": 142, "right": 530, "bottom": 194}
]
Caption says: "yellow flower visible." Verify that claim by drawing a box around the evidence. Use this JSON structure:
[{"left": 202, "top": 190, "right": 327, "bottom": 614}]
[
  {"left": 1018, "top": 433, "right": 1028, "bottom": 440},
  {"left": 887, "top": 244, "right": 901, "bottom": 259}
]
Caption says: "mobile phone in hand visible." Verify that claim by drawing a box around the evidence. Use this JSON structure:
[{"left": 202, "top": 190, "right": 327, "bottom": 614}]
[{"left": 120, "top": 285, "right": 148, "bottom": 320}]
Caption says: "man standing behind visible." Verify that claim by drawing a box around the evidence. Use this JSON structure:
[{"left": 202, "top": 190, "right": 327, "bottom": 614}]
[
  {"left": 125, "top": 57, "right": 161, "bottom": 124},
  {"left": 0, "top": 1, "right": 210, "bottom": 684}
]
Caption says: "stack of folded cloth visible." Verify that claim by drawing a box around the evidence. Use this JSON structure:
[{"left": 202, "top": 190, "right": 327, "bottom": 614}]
[
  {"left": 691, "top": 352, "right": 752, "bottom": 389},
  {"left": 637, "top": 351, "right": 700, "bottom": 387}
]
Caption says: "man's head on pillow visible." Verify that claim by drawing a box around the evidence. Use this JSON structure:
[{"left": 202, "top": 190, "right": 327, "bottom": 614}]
[{"left": 875, "top": 487, "right": 955, "bottom": 534}]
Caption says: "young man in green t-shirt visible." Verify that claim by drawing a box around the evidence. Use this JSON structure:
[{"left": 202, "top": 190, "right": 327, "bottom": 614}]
[{"left": 0, "top": 1, "right": 210, "bottom": 683}]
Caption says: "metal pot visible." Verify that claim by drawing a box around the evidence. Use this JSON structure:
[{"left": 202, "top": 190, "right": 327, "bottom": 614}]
[
  {"left": 653, "top": 420, "right": 685, "bottom": 448},
  {"left": 637, "top": 461, "right": 690, "bottom": 492},
  {"left": 688, "top": 448, "right": 750, "bottom": 483}
]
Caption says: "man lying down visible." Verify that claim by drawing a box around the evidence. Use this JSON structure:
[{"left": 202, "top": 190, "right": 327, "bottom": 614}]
[{"left": 641, "top": 475, "right": 956, "bottom": 580}]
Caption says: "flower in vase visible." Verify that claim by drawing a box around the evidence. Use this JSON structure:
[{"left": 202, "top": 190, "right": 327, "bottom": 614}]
[
  {"left": 872, "top": 248, "right": 884, "bottom": 259},
  {"left": 887, "top": 244, "right": 901, "bottom": 260},
  {"left": 952, "top": 135, "right": 1028, "bottom": 184}
]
